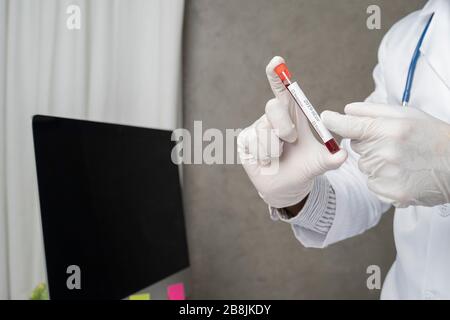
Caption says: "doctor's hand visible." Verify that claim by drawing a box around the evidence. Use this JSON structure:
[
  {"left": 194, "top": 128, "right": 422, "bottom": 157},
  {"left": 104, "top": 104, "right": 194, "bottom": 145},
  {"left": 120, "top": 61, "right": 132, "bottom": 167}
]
[
  {"left": 322, "top": 102, "right": 450, "bottom": 208},
  {"left": 237, "top": 56, "right": 348, "bottom": 210}
]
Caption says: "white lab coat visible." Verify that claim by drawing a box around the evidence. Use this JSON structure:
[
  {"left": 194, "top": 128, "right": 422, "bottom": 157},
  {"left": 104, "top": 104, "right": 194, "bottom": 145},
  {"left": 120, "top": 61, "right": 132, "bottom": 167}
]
[{"left": 296, "top": 0, "right": 450, "bottom": 299}]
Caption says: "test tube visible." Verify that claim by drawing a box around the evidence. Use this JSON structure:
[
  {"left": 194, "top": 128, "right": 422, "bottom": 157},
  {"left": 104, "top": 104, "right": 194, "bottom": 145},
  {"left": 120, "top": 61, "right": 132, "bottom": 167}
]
[{"left": 274, "top": 63, "right": 340, "bottom": 154}]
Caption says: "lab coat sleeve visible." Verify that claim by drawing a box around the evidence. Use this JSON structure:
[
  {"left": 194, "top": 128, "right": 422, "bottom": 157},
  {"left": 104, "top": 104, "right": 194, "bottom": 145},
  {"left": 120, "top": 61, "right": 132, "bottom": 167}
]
[
  {"left": 281, "top": 30, "right": 392, "bottom": 248},
  {"left": 271, "top": 175, "right": 336, "bottom": 236}
]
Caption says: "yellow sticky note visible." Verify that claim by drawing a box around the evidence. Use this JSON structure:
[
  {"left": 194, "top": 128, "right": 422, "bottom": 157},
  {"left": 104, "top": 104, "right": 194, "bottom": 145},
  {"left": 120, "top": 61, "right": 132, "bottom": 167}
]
[{"left": 129, "top": 293, "right": 151, "bottom": 300}]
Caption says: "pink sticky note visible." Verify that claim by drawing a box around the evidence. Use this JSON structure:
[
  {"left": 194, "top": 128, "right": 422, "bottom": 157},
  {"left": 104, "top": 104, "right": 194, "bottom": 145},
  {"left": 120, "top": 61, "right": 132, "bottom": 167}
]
[{"left": 167, "top": 283, "right": 186, "bottom": 300}]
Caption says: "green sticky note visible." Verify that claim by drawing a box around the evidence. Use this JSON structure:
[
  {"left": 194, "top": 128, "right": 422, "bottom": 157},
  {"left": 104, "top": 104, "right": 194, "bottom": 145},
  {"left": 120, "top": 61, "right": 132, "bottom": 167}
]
[{"left": 129, "top": 293, "right": 151, "bottom": 300}]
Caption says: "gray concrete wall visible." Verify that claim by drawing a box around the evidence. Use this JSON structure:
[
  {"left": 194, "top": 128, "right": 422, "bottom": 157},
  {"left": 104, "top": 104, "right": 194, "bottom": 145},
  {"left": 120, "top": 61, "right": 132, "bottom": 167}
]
[{"left": 182, "top": 0, "right": 425, "bottom": 299}]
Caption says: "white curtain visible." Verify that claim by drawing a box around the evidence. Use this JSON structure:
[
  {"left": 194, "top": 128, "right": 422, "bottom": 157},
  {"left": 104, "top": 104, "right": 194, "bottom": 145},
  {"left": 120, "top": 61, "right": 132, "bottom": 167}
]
[{"left": 0, "top": 0, "right": 184, "bottom": 299}]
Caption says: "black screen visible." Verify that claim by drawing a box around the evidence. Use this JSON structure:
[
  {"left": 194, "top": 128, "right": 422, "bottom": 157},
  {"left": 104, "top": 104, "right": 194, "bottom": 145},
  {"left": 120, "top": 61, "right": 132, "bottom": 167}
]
[{"left": 32, "top": 115, "right": 189, "bottom": 300}]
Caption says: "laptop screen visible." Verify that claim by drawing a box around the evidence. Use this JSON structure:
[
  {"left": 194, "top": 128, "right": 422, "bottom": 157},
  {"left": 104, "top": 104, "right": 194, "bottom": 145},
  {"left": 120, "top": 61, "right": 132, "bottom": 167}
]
[{"left": 32, "top": 115, "right": 189, "bottom": 300}]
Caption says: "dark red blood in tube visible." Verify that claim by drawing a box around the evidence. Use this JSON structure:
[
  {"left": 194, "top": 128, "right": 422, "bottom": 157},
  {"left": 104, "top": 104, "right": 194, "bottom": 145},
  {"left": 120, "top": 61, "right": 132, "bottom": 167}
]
[{"left": 325, "top": 139, "right": 340, "bottom": 154}]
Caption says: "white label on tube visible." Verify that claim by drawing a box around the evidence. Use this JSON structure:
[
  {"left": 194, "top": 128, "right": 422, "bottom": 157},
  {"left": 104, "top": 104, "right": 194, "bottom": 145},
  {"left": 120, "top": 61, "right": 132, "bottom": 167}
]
[{"left": 287, "top": 82, "right": 333, "bottom": 143}]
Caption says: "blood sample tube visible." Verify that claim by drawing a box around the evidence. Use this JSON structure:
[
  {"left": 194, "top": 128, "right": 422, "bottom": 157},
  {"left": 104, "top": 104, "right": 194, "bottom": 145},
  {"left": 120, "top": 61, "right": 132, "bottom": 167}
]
[{"left": 274, "top": 63, "right": 340, "bottom": 154}]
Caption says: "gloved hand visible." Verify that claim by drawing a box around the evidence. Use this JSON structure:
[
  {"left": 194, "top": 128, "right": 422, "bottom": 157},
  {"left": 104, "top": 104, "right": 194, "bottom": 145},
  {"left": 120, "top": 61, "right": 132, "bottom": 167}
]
[
  {"left": 237, "top": 56, "right": 348, "bottom": 209},
  {"left": 322, "top": 102, "right": 450, "bottom": 208}
]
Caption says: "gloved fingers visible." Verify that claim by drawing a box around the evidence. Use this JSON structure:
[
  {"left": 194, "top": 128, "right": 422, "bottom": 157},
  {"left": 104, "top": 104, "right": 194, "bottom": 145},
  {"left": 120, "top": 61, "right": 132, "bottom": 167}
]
[
  {"left": 344, "top": 102, "right": 424, "bottom": 120},
  {"left": 238, "top": 121, "right": 271, "bottom": 170},
  {"left": 237, "top": 126, "right": 260, "bottom": 175},
  {"left": 358, "top": 155, "right": 402, "bottom": 178},
  {"left": 266, "top": 56, "right": 292, "bottom": 103},
  {"left": 254, "top": 115, "right": 284, "bottom": 164},
  {"left": 357, "top": 155, "right": 375, "bottom": 176},
  {"left": 238, "top": 116, "right": 283, "bottom": 167},
  {"left": 237, "top": 126, "right": 253, "bottom": 158},
  {"left": 350, "top": 139, "right": 382, "bottom": 158},
  {"left": 321, "top": 110, "right": 377, "bottom": 140},
  {"left": 265, "top": 98, "right": 298, "bottom": 143},
  {"left": 350, "top": 139, "right": 366, "bottom": 155},
  {"left": 321, "top": 147, "right": 348, "bottom": 170}
]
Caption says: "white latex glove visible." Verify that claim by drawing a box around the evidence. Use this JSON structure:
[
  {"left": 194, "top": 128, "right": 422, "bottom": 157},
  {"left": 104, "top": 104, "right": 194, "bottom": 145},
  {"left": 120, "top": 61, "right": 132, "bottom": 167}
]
[
  {"left": 237, "top": 56, "right": 348, "bottom": 209},
  {"left": 322, "top": 102, "right": 450, "bottom": 208}
]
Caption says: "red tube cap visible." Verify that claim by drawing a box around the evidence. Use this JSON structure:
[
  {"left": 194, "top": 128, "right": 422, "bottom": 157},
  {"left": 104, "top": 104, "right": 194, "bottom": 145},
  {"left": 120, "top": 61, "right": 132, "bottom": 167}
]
[{"left": 274, "top": 63, "right": 291, "bottom": 82}]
